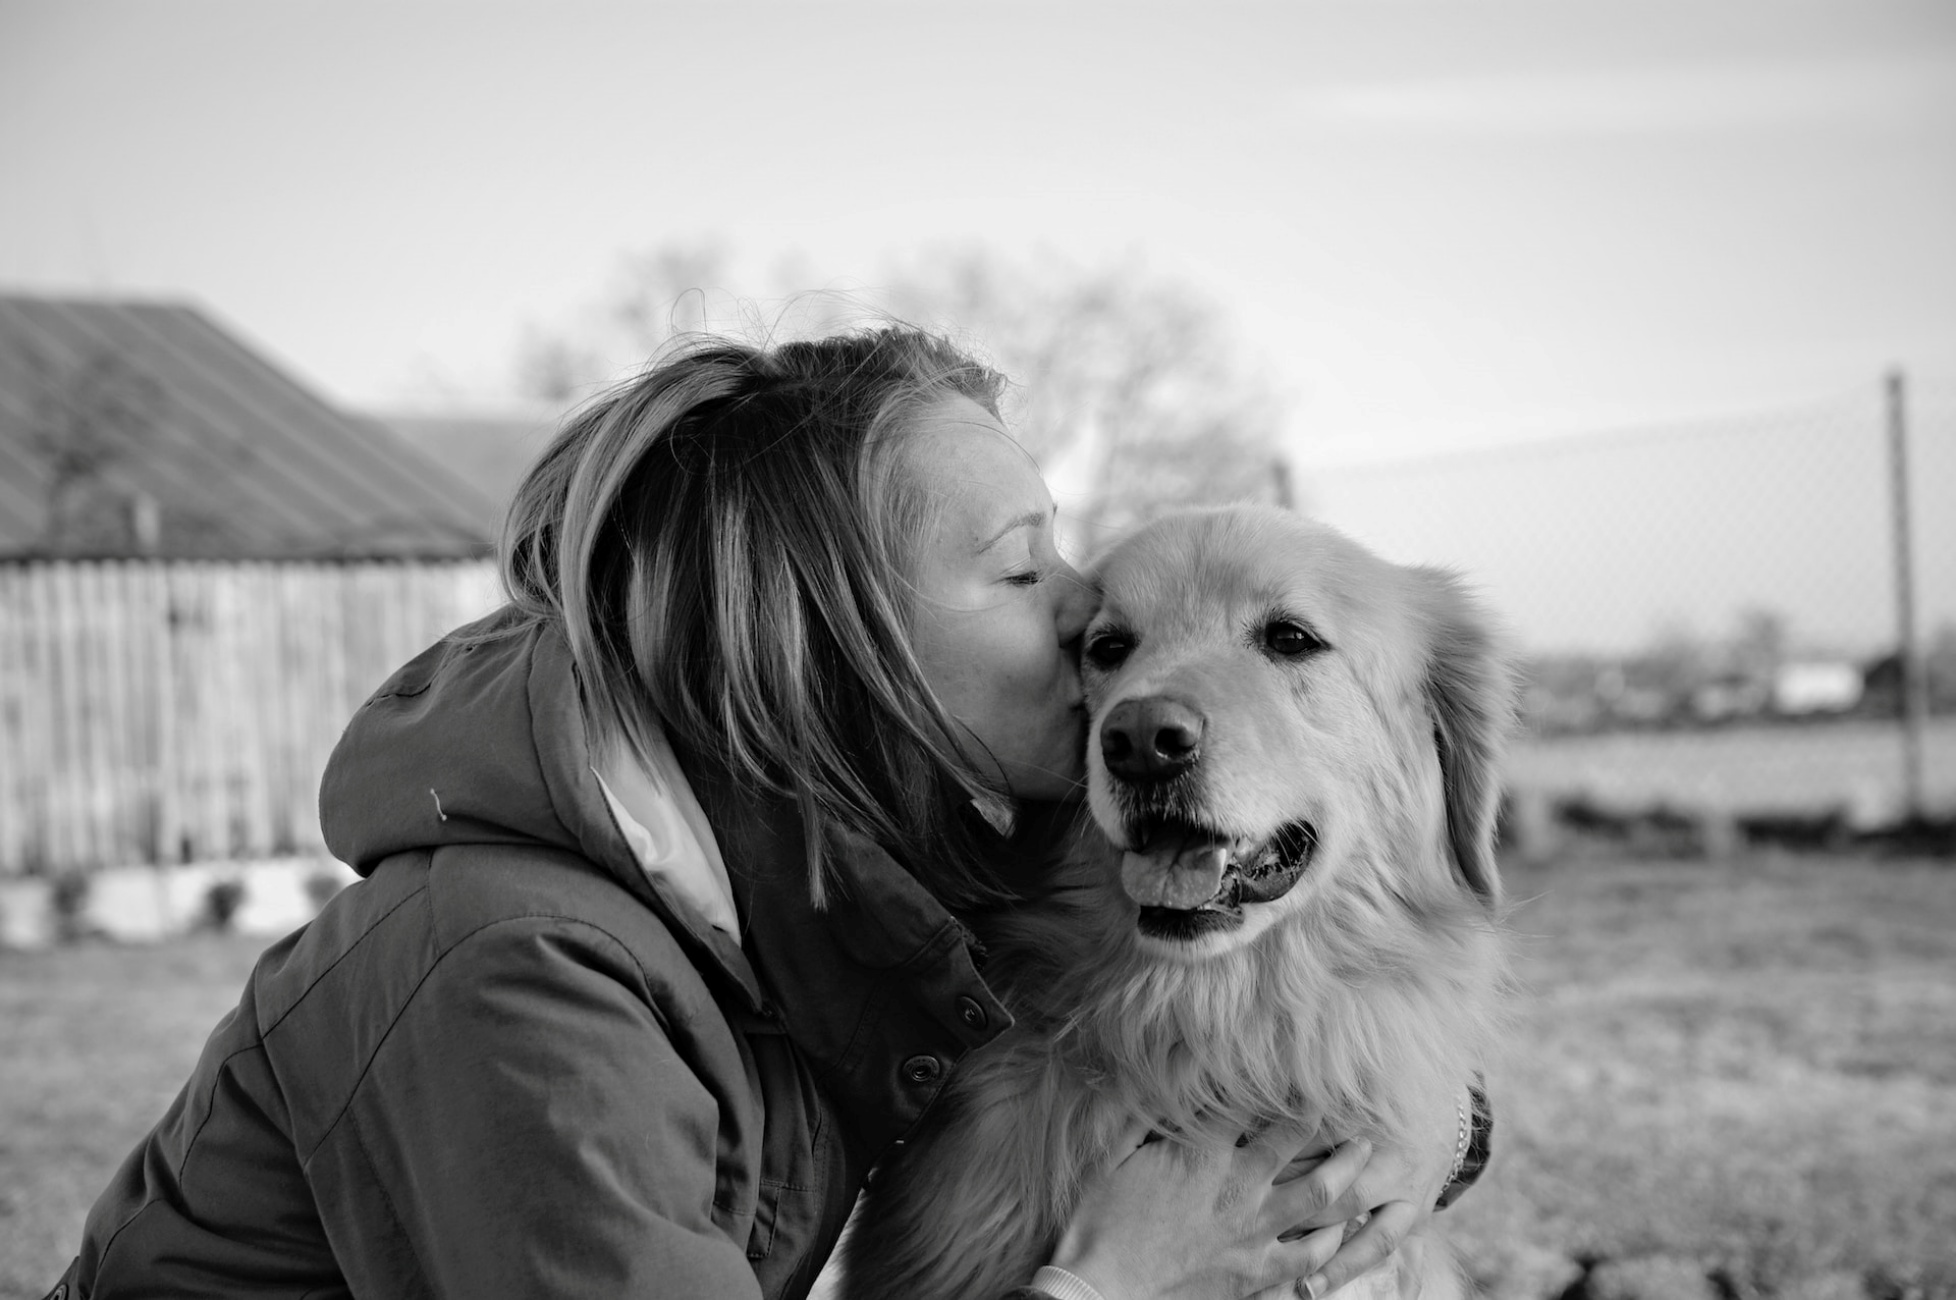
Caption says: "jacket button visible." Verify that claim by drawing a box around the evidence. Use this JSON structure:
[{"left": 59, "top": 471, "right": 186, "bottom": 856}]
[
  {"left": 957, "top": 996, "right": 987, "bottom": 1030},
  {"left": 901, "top": 1054, "right": 942, "bottom": 1085}
]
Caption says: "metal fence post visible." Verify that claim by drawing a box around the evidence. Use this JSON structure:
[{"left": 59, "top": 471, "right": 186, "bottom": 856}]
[
  {"left": 1887, "top": 369, "right": 1928, "bottom": 821},
  {"left": 1271, "top": 456, "right": 1295, "bottom": 510}
]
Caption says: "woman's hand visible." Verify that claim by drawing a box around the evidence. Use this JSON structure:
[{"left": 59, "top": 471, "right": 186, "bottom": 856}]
[
  {"left": 1276, "top": 1083, "right": 1470, "bottom": 1298},
  {"left": 1044, "top": 1117, "right": 1372, "bottom": 1300}
]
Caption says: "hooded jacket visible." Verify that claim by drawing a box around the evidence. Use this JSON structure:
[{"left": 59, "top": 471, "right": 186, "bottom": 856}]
[{"left": 69, "top": 612, "right": 1014, "bottom": 1299}]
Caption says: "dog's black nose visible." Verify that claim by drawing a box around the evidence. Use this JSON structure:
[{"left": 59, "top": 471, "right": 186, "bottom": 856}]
[{"left": 1100, "top": 696, "right": 1205, "bottom": 782}]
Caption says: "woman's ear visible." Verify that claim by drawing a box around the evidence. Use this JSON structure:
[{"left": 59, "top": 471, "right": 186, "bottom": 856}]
[{"left": 1412, "top": 567, "right": 1517, "bottom": 911}]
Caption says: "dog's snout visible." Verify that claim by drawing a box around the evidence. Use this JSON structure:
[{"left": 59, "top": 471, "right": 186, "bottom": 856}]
[{"left": 1100, "top": 696, "right": 1205, "bottom": 782}]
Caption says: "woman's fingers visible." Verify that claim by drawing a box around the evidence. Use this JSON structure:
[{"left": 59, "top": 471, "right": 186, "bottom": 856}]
[
  {"left": 1307, "top": 1124, "right": 1449, "bottom": 1238},
  {"left": 1310, "top": 1135, "right": 1413, "bottom": 1226},
  {"left": 1266, "top": 1136, "right": 1370, "bottom": 1231},
  {"left": 1299, "top": 1198, "right": 1420, "bottom": 1298},
  {"left": 1261, "top": 1223, "right": 1345, "bottom": 1296},
  {"left": 1052, "top": 1120, "right": 1408, "bottom": 1300}
]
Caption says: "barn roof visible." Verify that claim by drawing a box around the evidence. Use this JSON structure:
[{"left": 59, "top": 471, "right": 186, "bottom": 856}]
[
  {"left": 379, "top": 410, "right": 559, "bottom": 538},
  {"left": 0, "top": 294, "right": 498, "bottom": 559}
]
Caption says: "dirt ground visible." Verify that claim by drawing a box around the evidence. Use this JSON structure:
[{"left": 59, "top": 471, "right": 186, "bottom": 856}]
[{"left": 3, "top": 852, "right": 1952, "bottom": 1299}]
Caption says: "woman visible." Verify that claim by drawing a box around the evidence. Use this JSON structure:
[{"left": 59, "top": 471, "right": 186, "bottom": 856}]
[{"left": 57, "top": 328, "right": 1479, "bottom": 1300}]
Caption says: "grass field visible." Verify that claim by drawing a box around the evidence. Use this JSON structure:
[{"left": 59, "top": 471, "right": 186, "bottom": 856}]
[
  {"left": 3, "top": 854, "right": 1953, "bottom": 1299},
  {"left": 1448, "top": 854, "right": 1956, "bottom": 1299},
  {"left": 0, "top": 935, "right": 266, "bottom": 1297}
]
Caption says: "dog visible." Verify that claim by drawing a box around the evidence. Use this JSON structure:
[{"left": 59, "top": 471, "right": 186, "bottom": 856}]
[{"left": 840, "top": 506, "right": 1514, "bottom": 1300}]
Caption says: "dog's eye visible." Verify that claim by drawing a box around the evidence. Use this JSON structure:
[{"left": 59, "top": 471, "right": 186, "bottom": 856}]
[
  {"left": 1085, "top": 632, "right": 1133, "bottom": 669},
  {"left": 1262, "top": 621, "right": 1325, "bottom": 658}
]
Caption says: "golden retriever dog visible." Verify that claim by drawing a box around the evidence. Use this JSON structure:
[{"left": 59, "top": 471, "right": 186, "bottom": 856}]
[{"left": 840, "top": 506, "right": 1514, "bottom": 1300}]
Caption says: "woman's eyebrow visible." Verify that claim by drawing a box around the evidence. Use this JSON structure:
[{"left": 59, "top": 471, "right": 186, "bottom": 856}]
[{"left": 976, "top": 505, "right": 1057, "bottom": 553}]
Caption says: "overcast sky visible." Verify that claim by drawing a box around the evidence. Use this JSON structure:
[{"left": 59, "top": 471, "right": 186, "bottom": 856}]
[{"left": 3, "top": 0, "right": 1952, "bottom": 649}]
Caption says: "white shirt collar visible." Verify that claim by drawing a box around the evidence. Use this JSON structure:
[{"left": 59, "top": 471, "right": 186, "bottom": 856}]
[{"left": 592, "top": 726, "right": 740, "bottom": 941}]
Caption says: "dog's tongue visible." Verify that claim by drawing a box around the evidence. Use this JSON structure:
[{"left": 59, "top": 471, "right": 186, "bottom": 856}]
[{"left": 1120, "top": 833, "right": 1232, "bottom": 910}]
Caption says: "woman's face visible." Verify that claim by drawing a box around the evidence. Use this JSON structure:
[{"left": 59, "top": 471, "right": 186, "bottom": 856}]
[{"left": 903, "top": 396, "right": 1094, "bottom": 800}]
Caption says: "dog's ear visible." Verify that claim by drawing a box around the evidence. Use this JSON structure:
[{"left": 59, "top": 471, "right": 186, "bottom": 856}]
[{"left": 1412, "top": 568, "right": 1515, "bottom": 911}]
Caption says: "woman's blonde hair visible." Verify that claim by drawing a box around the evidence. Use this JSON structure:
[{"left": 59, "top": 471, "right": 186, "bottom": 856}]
[{"left": 502, "top": 327, "right": 1017, "bottom": 909}]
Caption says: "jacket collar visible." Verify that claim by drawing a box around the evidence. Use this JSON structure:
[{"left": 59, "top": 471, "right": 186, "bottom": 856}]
[{"left": 685, "top": 763, "right": 1014, "bottom": 1153}]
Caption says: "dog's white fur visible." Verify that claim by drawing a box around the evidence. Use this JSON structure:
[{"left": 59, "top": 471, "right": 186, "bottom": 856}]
[{"left": 840, "top": 507, "right": 1514, "bottom": 1300}]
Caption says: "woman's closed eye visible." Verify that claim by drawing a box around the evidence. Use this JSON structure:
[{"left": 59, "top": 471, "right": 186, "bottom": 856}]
[{"left": 1003, "top": 566, "right": 1048, "bottom": 587}]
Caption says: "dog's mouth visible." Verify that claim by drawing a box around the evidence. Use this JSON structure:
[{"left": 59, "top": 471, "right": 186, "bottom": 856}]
[{"left": 1119, "top": 816, "right": 1318, "bottom": 941}]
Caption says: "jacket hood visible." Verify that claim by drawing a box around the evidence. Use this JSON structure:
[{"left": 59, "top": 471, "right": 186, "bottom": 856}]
[
  {"left": 319, "top": 608, "right": 762, "bottom": 1006},
  {"left": 319, "top": 613, "right": 1016, "bottom": 1127}
]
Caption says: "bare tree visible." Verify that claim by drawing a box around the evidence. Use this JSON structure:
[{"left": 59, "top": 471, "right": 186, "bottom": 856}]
[
  {"left": 1730, "top": 606, "right": 1790, "bottom": 676},
  {"left": 516, "top": 244, "right": 738, "bottom": 405},
  {"left": 880, "top": 249, "right": 1288, "bottom": 539},
  {"left": 515, "top": 244, "right": 1292, "bottom": 538}
]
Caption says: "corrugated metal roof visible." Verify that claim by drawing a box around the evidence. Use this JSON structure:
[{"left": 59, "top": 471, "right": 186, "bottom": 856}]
[{"left": 0, "top": 295, "right": 498, "bottom": 559}]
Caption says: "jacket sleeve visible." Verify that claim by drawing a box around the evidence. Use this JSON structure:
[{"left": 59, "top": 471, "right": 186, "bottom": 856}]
[{"left": 319, "top": 913, "right": 764, "bottom": 1300}]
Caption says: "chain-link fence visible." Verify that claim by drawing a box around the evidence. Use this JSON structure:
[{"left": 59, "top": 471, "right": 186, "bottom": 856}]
[{"left": 1298, "top": 375, "right": 1955, "bottom": 835}]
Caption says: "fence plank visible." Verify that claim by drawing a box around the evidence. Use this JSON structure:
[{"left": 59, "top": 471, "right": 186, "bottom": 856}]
[
  {"left": 48, "top": 565, "right": 82, "bottom": 869},
  {"left": 236, "top": 563, "right": 274, "bottom": 856},
  {"left": 97, "top": 563, "right": 138, "bottom": 865},
  {"left": 0, "top": 566, "right": 24, "bottom": 869},
  {"left": 153, "top": 564, "right": 183, "bottom": 863}
]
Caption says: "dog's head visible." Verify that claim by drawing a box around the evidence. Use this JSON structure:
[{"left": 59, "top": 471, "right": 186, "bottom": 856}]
[{"left": 1083, "top": 506, "right": 1513, "bottom": 961}]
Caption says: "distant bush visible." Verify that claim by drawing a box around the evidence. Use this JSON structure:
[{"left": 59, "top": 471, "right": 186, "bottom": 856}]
[
  {"left": 203, "top": 878, "right": 246, "bottom": 931},
  {"left": 303, "top": 867, "right": 345, "bottom": 912},
  {"left": 49, "top": 869, "right": 93, "bottom": 943}
]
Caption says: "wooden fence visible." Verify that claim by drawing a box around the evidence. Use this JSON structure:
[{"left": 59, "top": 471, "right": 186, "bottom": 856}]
[{"left": 0, "top": 560, "right": 503, "bottom": 875}]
